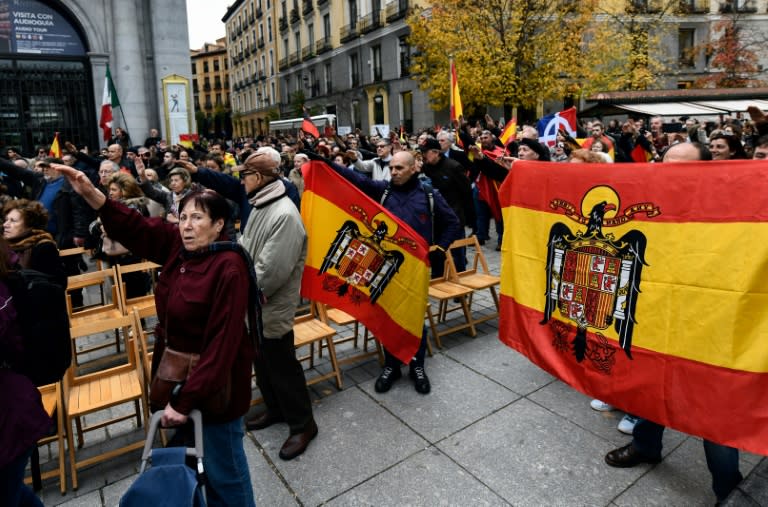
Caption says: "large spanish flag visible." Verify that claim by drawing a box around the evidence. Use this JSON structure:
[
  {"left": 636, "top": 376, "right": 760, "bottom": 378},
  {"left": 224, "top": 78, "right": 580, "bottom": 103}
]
[
  {"left": 300, "top": 161, "right": 430, "bottom": 363},
  {"left": 499, "top": 159, "right": 768, "bottom": 454}
]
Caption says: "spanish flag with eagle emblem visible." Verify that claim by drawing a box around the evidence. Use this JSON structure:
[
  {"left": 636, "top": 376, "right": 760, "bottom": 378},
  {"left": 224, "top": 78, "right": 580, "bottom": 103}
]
[
  {"left": 498, "top": 159, "right": 768, "bottom": 454},
  {"left": 300, "top": 161, "right": 430, "bottom": 364}
]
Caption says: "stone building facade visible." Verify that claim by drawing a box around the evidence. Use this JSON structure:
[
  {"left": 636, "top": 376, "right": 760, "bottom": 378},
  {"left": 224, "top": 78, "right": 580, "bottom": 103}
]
[{"left": 0, "top": 0, "right": 192, "bottom": 154}]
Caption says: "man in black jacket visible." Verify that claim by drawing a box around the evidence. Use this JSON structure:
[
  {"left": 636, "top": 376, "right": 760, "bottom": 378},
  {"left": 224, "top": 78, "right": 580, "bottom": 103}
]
[{"left": 420, "top": 138, "right": 474, "bottom": 272}]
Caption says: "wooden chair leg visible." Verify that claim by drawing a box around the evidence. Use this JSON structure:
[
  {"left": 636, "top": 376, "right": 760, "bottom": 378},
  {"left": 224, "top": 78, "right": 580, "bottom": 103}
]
[
  {"left": 323, "top": 336, "right": 343, "bottom": 390},
  {"left": 66, "top": 417, "right": 79, "bottom": 490},
  {"left": 426, "top": 305, "right": 443, "bottom": 349},
  {"left": 460, "top": 296, "right": 478, "bottom": 337}
]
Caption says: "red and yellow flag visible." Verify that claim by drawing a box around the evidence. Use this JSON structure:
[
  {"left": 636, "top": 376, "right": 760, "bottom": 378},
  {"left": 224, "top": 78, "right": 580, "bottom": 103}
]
[
  {"left": 449, "top": 59, "right": 462, "bottom": 122},
  {"left": 498, "top": 159, "right": 768, "bottom": 454},
  {"left": 300, "top": 161, "right": 430, "bottom": 363},
  {"left": 498, "top": 118, "right": 517, "bottom": 146},
  {"left": 179, "top": 133, "right": 199, "bottom": 149},
  {"left": 48, "top": 132, "right": 61, "bottom": 158}
]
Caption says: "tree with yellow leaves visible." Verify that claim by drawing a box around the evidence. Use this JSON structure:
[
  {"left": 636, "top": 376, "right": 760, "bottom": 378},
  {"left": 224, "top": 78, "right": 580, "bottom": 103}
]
[{"left": 407, "top": 0, "right": 677, "bottom": 113}]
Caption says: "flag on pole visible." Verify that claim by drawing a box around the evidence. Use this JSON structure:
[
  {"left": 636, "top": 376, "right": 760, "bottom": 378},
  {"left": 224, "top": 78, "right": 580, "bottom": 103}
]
[
  {"left": 99, "top": 66, "right": 120, "bottom": 143},
  {"left": 178, "top": 133, "right": 199, "bottom": 149},
  {"left": 536, "top": 107, "right": 577, "bottom": 146},
  {"left": 497, "top": 159, "right": 768, "bottom": 455},
  {"left": 300, "top": 161, "right": 430, "bottom": 364},
  {"left": 498, "top": 118, "right": 518, "bottom": 146},
  {"left": 48, "top": 132, "right": 61, "bottom": 158},
  {"left": 449, "top": 59, "right": 463, "bottom": 122},
  {"left": 301, "top": 107, "right": 320, "bottom": 139}
]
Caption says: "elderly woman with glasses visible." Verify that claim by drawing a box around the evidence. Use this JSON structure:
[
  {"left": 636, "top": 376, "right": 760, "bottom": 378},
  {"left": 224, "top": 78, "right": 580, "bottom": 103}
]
[{"left": 51, "top": 162, "right": 258, "bottom": 507}]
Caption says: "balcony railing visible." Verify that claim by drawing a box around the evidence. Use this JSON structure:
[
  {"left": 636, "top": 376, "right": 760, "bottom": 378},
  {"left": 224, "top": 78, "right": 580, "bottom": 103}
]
[
  {"left": 316, "top": 38, "right": 332, "bottom": 54},
  {"left": 340, "top": 24, "right": 358, "bottom": 42},
  {"left": 303, "top": 0, "right": 314, "bottom": 14},
  {"left": 289, "top": 52, "right": 301, "bottom": 66},
  {"left": 203, "top": 83, "right": 211, "bottom": 91},
  {"left": 278, "top": 57, "right": 289, "bottom": 70},
  {"left": 258, "top": 36, "right": 265, "bottom": 48},
  {"left": 290, "top": 8, "right": 300, "bottom": 23},
  {"left": 214, "top": 81, "right": 222, "bottom": 90},
  {"left": 279, "top": 17, "right": 288, "bottom": 32},
  {"left": 719, "top": 0, "right": 756, "bottom": 11},
  {"left": 676, "top": 0, "right": 709, "bottom": 11},
  {"left": 385, "top": 0, "right": 408, "bottom": 21},
  {"left": 258, "top": 71, "right": 266, "bottom": 81},
  {"left": 358, "top": 12, "right": 381, "bottom": 34},
  {"left": 301, "top": 44, "right": 316, "bottom": 60},
  {"left": 256, "top": 7, "right": 263, "bottom": 18}
]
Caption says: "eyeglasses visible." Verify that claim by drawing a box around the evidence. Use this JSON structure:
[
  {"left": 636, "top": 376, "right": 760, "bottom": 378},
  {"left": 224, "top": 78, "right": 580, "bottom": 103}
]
[{"left": 376, "top": 144, "right": 388, "bottom": 148}]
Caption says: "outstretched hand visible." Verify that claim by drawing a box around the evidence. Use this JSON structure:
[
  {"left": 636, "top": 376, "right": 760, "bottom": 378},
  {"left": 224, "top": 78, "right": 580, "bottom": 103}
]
[{"left": 50, "top": 163, "right": 107, "bottom": 210}]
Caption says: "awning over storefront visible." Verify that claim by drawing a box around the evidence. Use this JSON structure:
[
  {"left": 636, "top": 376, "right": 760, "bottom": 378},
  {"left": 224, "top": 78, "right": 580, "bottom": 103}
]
[
  {"left": 580, "top": 95, "right": 768, "bottom": 119},
  {"left": 615, "top": 102, "right": 726, "bottom": 117}
]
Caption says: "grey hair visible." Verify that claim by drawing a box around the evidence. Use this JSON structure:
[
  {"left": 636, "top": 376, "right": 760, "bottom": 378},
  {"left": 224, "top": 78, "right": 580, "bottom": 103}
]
[
  {"left": 256, "top": 146, "right": 282, "bottom": 167},
  {"left": 437, "top": 130, "right": 455, "bottom": 144}
]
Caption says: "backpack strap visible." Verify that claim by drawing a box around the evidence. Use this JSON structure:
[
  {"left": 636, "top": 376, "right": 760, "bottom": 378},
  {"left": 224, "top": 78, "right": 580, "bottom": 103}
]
[{"left": 380, "top": 178, "right": 435, "bottom": 245}]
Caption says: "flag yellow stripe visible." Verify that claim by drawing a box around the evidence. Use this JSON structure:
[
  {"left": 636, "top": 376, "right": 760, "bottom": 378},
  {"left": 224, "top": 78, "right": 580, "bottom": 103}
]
[
  {"left": 501, "top": 205, "right": 768, "bottom": 372},
  {"left": 303, "top": 190, "right": 429, "bottom": 336}
]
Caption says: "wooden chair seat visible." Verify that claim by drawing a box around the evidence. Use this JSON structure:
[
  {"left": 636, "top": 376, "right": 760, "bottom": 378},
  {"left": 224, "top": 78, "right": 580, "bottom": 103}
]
[
  {"left": 446, "top": 236, "right": 501, "bottom": 324},
  {"left": 116, "top": 261, "right": 160, "bottom": 316},
  {"left": 67, "top": 267, "right": 125, "bottom": 364},
  {"left": 67, "top": 370, "right": 143, "bottom": 417},
  {"left": 65, "top": 314, "right": 148, "bottom": 490},
  {"left": 425, "top": 246, "right": 478, "bottom": 349},
  {"left": 294, "top": 305, "right": 342, "bottom": 389},
  {"left": 321, "top": 305, "right": 383, "bottom": 367}
]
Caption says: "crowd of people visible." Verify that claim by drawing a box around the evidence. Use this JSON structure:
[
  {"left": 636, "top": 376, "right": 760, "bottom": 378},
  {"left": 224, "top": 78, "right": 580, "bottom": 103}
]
[{"left": 1, "top": 105, "right": 766, "bottom": 505}]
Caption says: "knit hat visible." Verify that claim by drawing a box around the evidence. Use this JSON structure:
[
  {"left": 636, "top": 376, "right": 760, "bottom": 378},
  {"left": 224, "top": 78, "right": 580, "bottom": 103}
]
[{"left": 519, "top": 138, "right": 550, "bottom": 161}]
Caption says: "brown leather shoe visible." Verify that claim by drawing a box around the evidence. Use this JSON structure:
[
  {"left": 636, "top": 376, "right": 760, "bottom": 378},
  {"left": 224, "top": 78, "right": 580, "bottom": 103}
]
[
  {"left": 278, "top": 420, "right": 318, "bottom": 460},
  {"left": 605, "top": 443, "right": 661, "bottom": 468},
  {"left": 245, "top": 411, "right": 284, "bottom": 431}
]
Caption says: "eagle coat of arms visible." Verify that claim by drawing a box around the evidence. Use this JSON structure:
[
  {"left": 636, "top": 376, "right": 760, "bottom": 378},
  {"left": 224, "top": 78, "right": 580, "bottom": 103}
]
[
  {"left": 540, "top": 186, "right": 660, "bottom": 365},
  {"left": 319, "top": 208, "right": 417, "bottom": 304}
]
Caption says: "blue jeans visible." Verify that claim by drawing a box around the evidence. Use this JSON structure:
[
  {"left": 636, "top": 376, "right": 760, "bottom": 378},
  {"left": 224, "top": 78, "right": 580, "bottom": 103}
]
[
  {"left": 0, "top": 448, "right": 44, "bottom": 507},
  {"left": 632, "top": 419, "right": 742, "bottom": 501},
  {"left": 203, "top": 418, "right": 255, "bottom": 507}
]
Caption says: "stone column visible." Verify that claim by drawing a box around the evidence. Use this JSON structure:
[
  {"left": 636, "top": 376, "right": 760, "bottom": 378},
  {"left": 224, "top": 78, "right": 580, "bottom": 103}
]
[
  {"left": 109, "top": 0, "right": 149, "bottom": 145},
  {"left": 149, "top": 0, "right": 195, "bottom": 141}
]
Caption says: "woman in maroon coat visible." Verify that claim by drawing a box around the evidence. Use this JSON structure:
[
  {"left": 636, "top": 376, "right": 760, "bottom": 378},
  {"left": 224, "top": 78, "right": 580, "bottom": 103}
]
[{"left": 53, "top": 164, "right": 256, "bottom": 507}]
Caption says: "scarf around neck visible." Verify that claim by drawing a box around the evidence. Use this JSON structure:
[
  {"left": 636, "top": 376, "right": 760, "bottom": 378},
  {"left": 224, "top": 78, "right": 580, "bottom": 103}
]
[{"left": 247, "top": 178, "right": 286, "bottom": 209}]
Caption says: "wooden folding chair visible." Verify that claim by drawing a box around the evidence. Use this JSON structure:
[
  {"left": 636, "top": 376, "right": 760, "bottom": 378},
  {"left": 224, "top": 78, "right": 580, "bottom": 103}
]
[
  {"left": 64, "top": 314, "right": 149, "bottom": 490},
  {"left": 25, "top": 382, "right": 67, "bottom": 494},
  {"left": 67, "top": 266, "right": 125, "bottom": 365},
  {"left": 446, "top": 235, "right": 501, "bottom": 324},
  {"left": 116, "top": 261, "right": 161, "bottom": 316},
  {"left": 60, "top": 247, "right": 103, "bottom": 305},
  {"left": 425, "top": 247, "right": 477, "bottom": 349},
  {"left": 318, "top": 304, "right": 384, "bottom": 367},
  {"left": 294, "top": 302, "right": 342, "bottom": 389}
]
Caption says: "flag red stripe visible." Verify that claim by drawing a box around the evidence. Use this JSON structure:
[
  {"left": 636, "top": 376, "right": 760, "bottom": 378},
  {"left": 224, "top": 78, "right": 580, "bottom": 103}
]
[
  {"left": 302, "top": 265, "right": 421, "bottom": 361},
  {"left": 499, "top": 294, "right": 768, "bottom": 454},
  {"left": 499, "top": 160, "right": 768, "bottom": 223}
]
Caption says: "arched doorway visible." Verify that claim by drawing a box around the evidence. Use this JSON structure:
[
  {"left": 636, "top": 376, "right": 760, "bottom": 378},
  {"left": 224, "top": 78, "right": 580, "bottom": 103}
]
[{"left": 0, "top": 0, "right": 95, "bottom": 155}]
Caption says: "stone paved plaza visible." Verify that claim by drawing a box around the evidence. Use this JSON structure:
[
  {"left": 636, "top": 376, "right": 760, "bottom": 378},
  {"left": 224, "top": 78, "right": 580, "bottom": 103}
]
[{"left": 35, "top": 238, "right": 766, "bottom": 506}]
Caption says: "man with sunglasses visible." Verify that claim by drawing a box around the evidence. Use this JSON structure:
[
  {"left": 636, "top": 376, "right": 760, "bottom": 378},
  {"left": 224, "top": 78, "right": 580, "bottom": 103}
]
[{"left": 350, "top": 139, "right": 393, "bottom": 181}]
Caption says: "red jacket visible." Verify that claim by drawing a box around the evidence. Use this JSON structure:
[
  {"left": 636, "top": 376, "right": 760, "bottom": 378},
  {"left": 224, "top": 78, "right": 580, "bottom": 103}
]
[{"left": 99, "top": 200, "right": 254, "bottom": 422}]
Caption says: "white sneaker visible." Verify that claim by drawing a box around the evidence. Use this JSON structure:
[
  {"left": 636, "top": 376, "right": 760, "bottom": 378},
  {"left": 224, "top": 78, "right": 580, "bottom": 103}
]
[
  {"left": 590, "top": 399, "right": 614, "bottom": 412},
  {"left": 618, "top": 414, "right": 639, "bottom": 435}
]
